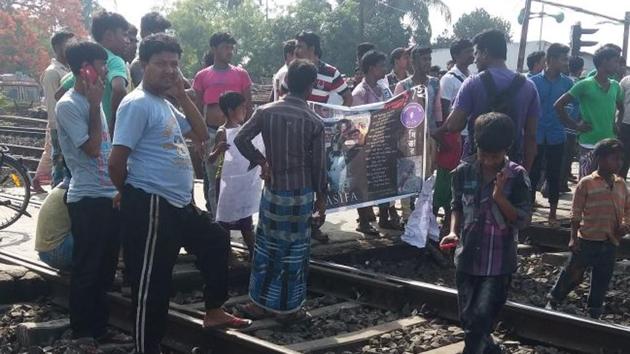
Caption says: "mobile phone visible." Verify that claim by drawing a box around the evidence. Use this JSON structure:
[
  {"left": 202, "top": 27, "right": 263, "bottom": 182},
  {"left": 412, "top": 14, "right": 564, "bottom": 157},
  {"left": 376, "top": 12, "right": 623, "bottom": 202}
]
[
  {"left": 439, "top": 241, "right": 458, "bottom": 251},
  {"left": 80, "top": 64, "right": 98, "bottom": 84}
]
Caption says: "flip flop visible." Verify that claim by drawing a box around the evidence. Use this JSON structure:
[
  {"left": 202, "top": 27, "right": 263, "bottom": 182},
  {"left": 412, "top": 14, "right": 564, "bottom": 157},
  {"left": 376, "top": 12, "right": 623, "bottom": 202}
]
[
  {"left": 204, "top": 314, "right": 252, "bottom": 329},
  {"left": 276, "top": 308, "right": 312, "bottom": 325},
  {"left": 235, "top": 302, "right": 270, "bottom": 320}
]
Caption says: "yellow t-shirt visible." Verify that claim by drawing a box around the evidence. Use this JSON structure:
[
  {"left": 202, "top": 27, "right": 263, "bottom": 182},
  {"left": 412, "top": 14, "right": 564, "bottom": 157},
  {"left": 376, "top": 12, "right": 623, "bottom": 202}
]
[{"left": 35, "top": 187, "right": 71, "bottom": 252}]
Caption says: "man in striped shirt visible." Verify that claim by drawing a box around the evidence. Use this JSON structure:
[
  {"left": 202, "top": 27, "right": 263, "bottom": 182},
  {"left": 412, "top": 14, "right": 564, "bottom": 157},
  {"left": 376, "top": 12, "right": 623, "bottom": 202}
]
[
  {"left": 547, "top": 138, "right": 630, "bottom": 319},
  {"left": 284, "top": 31, "right": 352, "bottom": 107},
  {"left": 284, "top": 31, "right": 352, "bottom": 243}
]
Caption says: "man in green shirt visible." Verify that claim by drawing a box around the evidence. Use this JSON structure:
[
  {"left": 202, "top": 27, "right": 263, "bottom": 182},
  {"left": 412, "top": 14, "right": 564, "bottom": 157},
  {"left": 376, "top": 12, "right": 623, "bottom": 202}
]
[
  {"left": 56, "top": 11, "right": 130, "bottom": 135},
  {"left": 555, "top": 44, "right": 625, "bottom": 178}
]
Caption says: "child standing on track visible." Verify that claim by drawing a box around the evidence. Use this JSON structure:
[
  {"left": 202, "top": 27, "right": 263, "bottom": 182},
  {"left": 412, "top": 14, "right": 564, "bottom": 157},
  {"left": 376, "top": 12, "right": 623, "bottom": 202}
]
[
  {"left": 546, "top": 138, "right": 630, "bottom": 319},
  {"left": 441, "top": 112, "right": 532, "bottom": 354},
  {"left": 208, "top": 91, "right": 256, "bottom": 257}
]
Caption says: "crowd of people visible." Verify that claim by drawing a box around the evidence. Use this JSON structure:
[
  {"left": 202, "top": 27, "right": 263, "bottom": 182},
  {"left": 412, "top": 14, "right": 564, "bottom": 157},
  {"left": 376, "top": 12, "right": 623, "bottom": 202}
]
[{"left": 29, "top": 8, "right": 630, "bottom": 354}]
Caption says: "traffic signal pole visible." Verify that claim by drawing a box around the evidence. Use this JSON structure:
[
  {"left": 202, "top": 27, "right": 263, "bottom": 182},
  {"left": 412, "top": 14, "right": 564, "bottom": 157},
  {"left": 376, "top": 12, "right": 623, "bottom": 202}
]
[
  {"left": 624, "top": 12, "right": 629, "bottom": 60},
  {"left": 570, "top": 23, "right": 598, "bottom": 57},
  {"left": 532, "top": 0, "right": 630, "bottom": 59}
]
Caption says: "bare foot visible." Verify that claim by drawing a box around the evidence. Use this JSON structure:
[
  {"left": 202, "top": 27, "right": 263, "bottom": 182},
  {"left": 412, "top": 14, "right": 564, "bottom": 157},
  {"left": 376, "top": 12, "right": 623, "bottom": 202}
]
[{"left": 203, "top": 308, "right": 252, "bottom": 329}]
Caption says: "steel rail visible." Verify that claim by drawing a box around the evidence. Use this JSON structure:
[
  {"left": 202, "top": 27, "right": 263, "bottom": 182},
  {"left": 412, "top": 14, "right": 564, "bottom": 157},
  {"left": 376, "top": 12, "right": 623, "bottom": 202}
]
[
  {"left": 0, "top": 115, "right": 48, "bottom": 126},
  {"left": 0, "top": 250, "right": 298, "bottom": 354},
  {"left": 3, "top": 144, "right": 44, "bottom": 158},
  {"left": 523, "top": 221, "right": 630, "bottom": 258},
  {"left": 3, "top": 243, "right": 630, "bottom": 353},
  {"left": 308, "top": 259, "right": 630, "bottom": 353}
]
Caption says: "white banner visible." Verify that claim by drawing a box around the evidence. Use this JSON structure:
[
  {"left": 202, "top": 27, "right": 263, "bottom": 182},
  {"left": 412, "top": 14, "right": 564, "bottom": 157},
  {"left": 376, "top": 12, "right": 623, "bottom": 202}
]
[
  {"left": 215, "top": 127, "right": 264, "bottom": 223},
  {"left": 310, "top": 85, "right": 430, "bottom": 212}
]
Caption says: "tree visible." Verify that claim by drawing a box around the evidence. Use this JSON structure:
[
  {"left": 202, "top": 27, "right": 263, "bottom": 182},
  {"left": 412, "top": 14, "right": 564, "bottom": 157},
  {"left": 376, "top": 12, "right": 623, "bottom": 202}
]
[
  {"left": 432, "top": 8, "right": 512, "bottom": 47},
  {"left": 166, "top": 0, "right": 451, "bottom": 80},
  {"left": 80, "top": 0, "right": 103, "bottom": 29},
  {"left": 0, "top": 0, "right": 88, "bottom": 77},
  {"left": 167, "top": 0, "right": 270, "bottom": 80},
  {"left": 386, "top": 0, "right": 451, "bottom": 46}
]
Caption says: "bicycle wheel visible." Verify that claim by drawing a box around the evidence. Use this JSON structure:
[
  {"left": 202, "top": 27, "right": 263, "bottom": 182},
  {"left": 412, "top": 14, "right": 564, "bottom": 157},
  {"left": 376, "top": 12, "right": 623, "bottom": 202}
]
[{"left": 0, "top": 155, "right": 31, "bottom": 230}]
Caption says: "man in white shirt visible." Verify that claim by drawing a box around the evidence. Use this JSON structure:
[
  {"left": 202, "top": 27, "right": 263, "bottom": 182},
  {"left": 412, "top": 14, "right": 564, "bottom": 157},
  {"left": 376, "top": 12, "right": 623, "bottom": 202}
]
[
  {"left": 272, "top": 39, "right": 297, "bottom": 101},
  {"left": 439, "top": 39, "right": 474, "bottom": 120},
  {"left": 34, "top": 30, "right": 75, "bottom": 192}
]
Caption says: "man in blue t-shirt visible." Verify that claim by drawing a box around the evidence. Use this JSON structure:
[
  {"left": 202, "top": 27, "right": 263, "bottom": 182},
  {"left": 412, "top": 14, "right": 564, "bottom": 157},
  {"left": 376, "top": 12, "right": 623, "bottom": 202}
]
[
  {"left": 529, "top": 43, "right": 574, "bottom": 225},
  {"left": 55, "top": 41, "right": 119, "bottom": 340},
  {"left": 108, "top": 34, "right": 251, "bottom": 354}
]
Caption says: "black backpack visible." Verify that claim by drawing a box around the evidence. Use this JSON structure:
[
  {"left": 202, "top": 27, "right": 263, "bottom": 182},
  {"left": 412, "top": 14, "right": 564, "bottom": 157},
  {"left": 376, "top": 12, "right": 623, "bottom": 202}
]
[{"left": 469, "top": 70, "right": 526, "bottom": 161}]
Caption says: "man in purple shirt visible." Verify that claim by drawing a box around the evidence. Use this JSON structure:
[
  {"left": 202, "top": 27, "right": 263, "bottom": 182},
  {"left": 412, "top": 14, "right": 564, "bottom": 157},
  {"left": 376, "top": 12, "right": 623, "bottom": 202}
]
[
  {"left": 351, "top": 50, "right": 399, "bottom": 234},
  {"left": 441, "top": 29, "right": 541, "bottom": 172}
]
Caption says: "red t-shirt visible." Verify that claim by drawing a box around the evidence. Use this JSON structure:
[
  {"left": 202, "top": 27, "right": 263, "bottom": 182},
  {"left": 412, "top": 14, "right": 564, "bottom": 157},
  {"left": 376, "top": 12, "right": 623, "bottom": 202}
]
[
  {"left": 437, "top": 132, "right": 462, "bottom": 170},
  {"left": 193, "top": 65, "right": 252, "bottom": 105}
]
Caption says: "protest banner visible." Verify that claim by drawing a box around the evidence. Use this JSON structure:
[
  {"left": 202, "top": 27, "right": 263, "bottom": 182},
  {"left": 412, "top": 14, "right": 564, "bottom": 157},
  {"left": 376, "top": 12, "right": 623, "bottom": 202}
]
[{"left": 311, "top": 85, "right": 429, "bottom": 212}]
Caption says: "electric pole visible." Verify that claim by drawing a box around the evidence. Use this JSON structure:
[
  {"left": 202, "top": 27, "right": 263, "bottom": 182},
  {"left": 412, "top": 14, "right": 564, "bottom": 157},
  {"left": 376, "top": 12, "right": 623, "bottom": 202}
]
[
  {"left": 624, "top": 12, "right": 630, "bottom": 60},
  {"left": 359, "top": 0, "right": 365, "bottom": 41},
  {"left": 516, "top": 0, "right": 533, "bottom": 72}
]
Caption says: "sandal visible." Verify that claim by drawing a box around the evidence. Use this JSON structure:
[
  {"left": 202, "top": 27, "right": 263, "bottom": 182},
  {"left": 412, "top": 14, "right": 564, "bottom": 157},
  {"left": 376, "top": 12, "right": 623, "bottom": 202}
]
[
  {"left": 356, "top": 223, "right": 379, "bottom": 236},
  {"left": 204, "top": 311, "right": 252, "bottom": 329},
  {"left": 235, "top": 302, "right": 270, "bottom": 320},
  {"left": 276, "top": 308, "right": 312, "bottom": 325}
]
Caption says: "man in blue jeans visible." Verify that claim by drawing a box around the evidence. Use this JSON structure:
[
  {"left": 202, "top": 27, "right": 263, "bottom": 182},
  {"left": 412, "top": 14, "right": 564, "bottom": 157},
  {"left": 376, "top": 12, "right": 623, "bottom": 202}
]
[{"left": 529, "top": 43, "right": 574, "bottom": 225}]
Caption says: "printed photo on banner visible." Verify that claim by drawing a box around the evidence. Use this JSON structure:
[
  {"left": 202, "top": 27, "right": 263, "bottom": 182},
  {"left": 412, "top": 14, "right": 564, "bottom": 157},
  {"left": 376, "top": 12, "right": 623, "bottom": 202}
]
[{"left": 310, "top": 85, "right": 428, "bottom": 212}]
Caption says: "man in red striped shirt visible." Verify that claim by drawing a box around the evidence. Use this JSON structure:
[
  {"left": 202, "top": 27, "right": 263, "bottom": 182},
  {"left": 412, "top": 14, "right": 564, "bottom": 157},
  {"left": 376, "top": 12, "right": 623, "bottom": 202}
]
[{"left": 283, "top": 31, "right": 352, "bottom": 107}]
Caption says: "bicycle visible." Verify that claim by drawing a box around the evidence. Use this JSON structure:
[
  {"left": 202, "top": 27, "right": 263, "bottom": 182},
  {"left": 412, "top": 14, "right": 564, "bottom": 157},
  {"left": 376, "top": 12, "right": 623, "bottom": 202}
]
[{"left": 0, "top": 145, "right": 31, "bottom": 230}]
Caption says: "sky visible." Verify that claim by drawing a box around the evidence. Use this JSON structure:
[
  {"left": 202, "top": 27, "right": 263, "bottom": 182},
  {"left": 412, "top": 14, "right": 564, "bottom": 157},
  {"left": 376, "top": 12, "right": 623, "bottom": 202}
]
[{"left": 97, "top": 0, "right": 629, "bottom": 54}]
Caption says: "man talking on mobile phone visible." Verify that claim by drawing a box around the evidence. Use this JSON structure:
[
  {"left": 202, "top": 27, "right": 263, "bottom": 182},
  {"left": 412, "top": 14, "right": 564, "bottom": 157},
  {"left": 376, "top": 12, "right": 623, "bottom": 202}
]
[{"left": 55, "top": 41, "right": 121, "bottom": 341}]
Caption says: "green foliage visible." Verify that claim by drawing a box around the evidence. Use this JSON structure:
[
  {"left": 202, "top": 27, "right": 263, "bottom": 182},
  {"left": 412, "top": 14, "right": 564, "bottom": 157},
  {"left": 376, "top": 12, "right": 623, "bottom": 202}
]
[
  {"left": 167, "top": 0, "right": 450, "bottom": 80},
  {"left": 433, "top": 8, "right": 512, "bottom": 47},
  {"left": 80, "top": 0, "right": 104, "bottom": 30},
  {"left": 0, "top": 92, "right": 10, "bottom": 110},
  {"left": 167, "top": 0, "right": 269, "bottom": 79}
]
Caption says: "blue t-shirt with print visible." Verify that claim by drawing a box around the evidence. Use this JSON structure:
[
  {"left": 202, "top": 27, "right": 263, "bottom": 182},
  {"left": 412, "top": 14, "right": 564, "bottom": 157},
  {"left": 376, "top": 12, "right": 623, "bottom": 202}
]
[
  {"left": 55, "top": 89, "right": 117, "bottom": 203},
  {"left": 113, "top": 87, "right": 193, "bottom": 207}
]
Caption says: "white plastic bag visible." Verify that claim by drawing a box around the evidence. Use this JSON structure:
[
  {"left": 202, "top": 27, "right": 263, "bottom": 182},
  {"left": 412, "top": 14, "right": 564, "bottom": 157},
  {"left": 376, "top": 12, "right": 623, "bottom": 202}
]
[{"left": 401, "top": 174, "right": 440, "bottom": 249}]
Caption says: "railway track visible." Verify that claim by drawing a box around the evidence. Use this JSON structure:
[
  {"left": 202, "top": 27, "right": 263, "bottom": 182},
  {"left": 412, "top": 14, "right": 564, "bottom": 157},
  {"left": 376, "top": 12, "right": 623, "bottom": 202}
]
[
  {"left": 3, "top": 143, "right": 44, "bottom": 158},
  {"left": 0, "top": 125, "right": 46, "bottom": 136},
  {"left": 0, "top": 114, "right": 48, "bottom": 128},
  {"left": 0, "top": 243, "right": 628, "bottom": 353},
  {"left": 1, "top": 114, "right": 627, "bottom": 352},
  {"left": 523, "top": 220, "right": 630, "bottom": 258},
  {"left": 3, "top": 154, "right": 40, "bottom": 171}
]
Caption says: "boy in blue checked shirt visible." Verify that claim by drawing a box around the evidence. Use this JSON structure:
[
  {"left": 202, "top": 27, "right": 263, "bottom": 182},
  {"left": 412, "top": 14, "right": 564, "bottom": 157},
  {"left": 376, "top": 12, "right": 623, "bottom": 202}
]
[{"left": 440, "top": 112, "right": 532, "bottom": 354}]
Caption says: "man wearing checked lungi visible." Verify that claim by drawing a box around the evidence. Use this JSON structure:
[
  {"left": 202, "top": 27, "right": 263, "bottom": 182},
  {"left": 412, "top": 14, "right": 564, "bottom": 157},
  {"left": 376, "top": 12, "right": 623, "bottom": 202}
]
[{"left": 234, "top": 59, "right": 328, "bottom": 320}]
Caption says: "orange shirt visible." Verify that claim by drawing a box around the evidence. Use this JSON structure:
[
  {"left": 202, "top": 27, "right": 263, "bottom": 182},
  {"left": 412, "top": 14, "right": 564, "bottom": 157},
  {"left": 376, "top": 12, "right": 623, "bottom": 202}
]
[{"left": 571, "top": 171, "right": 630, "bottom": 245}]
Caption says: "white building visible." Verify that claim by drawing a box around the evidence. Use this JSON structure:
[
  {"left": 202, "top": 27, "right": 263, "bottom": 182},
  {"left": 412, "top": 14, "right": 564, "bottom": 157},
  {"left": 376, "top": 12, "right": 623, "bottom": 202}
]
[{"left": 430, "top": 40, "right": 595, "bottom": 75}]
